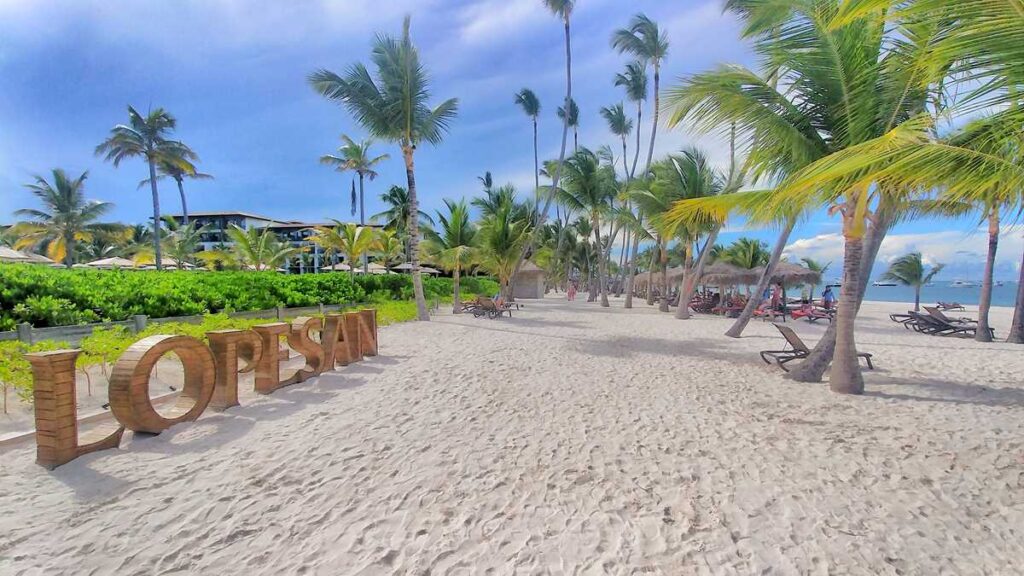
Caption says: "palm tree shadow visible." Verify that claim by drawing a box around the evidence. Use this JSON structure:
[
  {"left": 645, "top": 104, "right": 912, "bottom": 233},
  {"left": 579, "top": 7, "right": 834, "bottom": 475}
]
[{"left": 863, "top": 375, "right": 1024, "bottom": 408}]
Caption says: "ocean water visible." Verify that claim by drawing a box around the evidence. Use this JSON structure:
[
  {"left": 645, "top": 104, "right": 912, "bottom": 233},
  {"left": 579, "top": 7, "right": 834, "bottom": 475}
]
[{"left": 833, "top": 280, "right": 1020, "bottom": 308}]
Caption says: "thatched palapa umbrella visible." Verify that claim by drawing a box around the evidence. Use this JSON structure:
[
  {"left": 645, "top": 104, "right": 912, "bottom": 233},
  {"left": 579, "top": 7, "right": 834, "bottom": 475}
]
[
  {"left": 754, "top": 261, "right": 822, "bottom": 286},
  {"left": 699, "top": 261, "right": 760, "bottom": 286}
]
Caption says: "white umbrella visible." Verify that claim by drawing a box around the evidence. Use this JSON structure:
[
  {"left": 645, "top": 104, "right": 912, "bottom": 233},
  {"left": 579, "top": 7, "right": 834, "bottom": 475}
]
[
  {"left": 390, "top": 262, "right": 438, "bottom": 274},
  {"left": 85, "top": 256, "right": 137, "bottom": 269},
  {"left": 0, "top": 246, "right": 32, "bottom": 263}
]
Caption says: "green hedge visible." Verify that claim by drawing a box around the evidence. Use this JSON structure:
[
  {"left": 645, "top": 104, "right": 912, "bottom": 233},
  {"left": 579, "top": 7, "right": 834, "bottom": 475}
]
[{"left": 0, "top": 264, "right": 498, "bottom": 329}]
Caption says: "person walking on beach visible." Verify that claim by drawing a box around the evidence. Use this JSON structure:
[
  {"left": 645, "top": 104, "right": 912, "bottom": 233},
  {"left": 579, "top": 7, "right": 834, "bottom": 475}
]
[
  {"left": 567, "top": 282, "right": 577, "bottom": 301},
  {"left": 821, "top": 285, "right": 836, "bottom": 309}
]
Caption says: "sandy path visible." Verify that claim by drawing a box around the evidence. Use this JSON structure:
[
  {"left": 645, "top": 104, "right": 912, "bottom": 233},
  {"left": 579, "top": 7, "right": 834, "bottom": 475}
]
[{"left": 0, "top": 297, "right": 1022, "bottom": 575}]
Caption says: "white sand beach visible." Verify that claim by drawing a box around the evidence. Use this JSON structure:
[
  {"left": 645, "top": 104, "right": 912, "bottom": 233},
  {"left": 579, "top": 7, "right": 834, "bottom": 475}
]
[{"left": 1, "top": 297, "right": 1022, "bottom": 574}]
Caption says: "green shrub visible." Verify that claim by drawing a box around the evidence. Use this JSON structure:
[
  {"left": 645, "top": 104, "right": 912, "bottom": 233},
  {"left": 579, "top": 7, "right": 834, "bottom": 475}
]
[{"left": 0, "top": 264, "right": 498, "bottom": 328}]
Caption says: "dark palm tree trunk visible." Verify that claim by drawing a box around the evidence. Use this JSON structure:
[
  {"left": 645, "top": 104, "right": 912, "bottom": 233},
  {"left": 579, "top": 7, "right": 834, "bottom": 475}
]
[
  {"left": 359, "top": 173, "right": 369, "bottom": 274},
  {"left": 829, "top": 218, "right": 866, "bottom": 395},
  {"left": 624, "top": 231, "right": 641, "bottom": 308},
  {"left": 533, "top": 116, "right": 540, "bottom": 217},
  {"left": 1008, "top": 246, "right": 1024, "bottom": 343},
  {"left": 976, "top": 207, "right": 998, "bottom": 342},
  {"left": 645, "top": 63, "right": 660, "bottom": 174},
  {"left": 658, "top": 242, "right": 669, "bottom": 312},
  {"left": 176, "top": 177, "right": 189, "bottom": 226},
  {"left": 678, "top": 227, "right": 720, "bottom": 319},
  {"left": 147, "top": 158, "right": 164, "bottom": 271},
  {"left": 452, "top": 265, "right": 462, "bottom": 314},
  {"left": 402, "top": 147, "right": 429, "bottom": 321},
  {"left": 594, "top": 217, "right": 609, "bottom": 307},
  {"left": 789, "top": 212, "right": 892, "bottom": 383},
  {"left": 631, "top": 103, "right": 642, "bottom": 179},
  {"left": 64, "top": 230, "right": 74, "bottom": 269},
  {"left": 646, "top": 242, "right": 658, "bottom": 306},
  {"left": 511, "top": 14, "right": 572, "bottom": 292},
  {"left": 726, "top": 217, "right": 796, "bottom": 338}
]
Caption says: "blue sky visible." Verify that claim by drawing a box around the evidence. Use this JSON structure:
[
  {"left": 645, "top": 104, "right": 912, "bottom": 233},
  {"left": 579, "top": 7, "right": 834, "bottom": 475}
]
[{"left": 1, "top": 0, "right": 1019, "bottom": 279}]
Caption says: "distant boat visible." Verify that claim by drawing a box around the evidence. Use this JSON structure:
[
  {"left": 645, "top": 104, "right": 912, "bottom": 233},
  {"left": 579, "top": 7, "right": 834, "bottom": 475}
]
[
  {"left": 995, "top": 280, "right": 1005, "bottom": 287},
  {"left": 872, "top": 280, "right": 898, "bottom": 287},
  {"left": 950, "top": 279, "right": 977, "bottom": 288}
]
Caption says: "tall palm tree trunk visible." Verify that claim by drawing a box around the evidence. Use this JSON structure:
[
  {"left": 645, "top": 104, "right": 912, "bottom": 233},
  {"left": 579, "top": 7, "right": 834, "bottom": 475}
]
[
  {"left": 726, "top": 217, "right": 796, "bottom": 338},
  {"left": 513, "top": 14, "right": 572, "bottom": 294},
  {"left": 402, "top": 146, "right": 429, "bottom": 321},
  {"left": 1008, "top": 245, "right": 1024, "bottom": 343},
  {"left": 677, "top": 228, "right": 720, "bottom": 319},
  {"left": 646, "top": 243, "right": 658, "bottom": 305},
  {"left": 359, "top": 173, "right": 369, "bottom": 274},
  {"left": 658, "top": 242, "right": 669, "bottom": 312},
  {"left": 594, "top": 217, "right": 609, "bottom": 307},
  {"left": 63, "top": 230, "right": 74, "bottom": 269},
  {"left": 147, "top": 158, "right": 164, "bottom": 271},
  {"left": 176, "top": 178, "right": 189, "bottom": 226},
  {"left": 631, "top": 103, "right": 642, "bottom": 179},
  {"left": 452, "top": 265, "right": 462, "bottom": 314},
  {"left": 829, "top": 217, "right": 866, "bottom": 395},
  {"left": 976, "top": 207, "right": 998, "bottom": 342},
  {"left": 624, "top": 232, "right": 641, "bottom": 308},
  {"left": 788, "top": 216, "right": 890, "bottom": 383},
  {"left": 644, "top": 64, "right": 660, "bottom": 174},
  {"left": 533, "top": 117, "right": 540, "bottom": 218}
]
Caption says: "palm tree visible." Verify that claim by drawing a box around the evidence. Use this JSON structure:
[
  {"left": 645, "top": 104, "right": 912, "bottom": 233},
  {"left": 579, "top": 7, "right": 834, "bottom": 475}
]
[
  {"left": 612, "top": 14, "right": 668, "bottom": 174},
  {"left": 320, "top": 135, "right": 390, "bottom": 272},
  {"left": 656, "top": 148, "right": 728, "bottom": 319},
  {"left": 723, "top": 237, "right": 770, "bottom": 270},
  {"left": 801, "top": 257, "right": 831, "bottom": 301},
  {"left": 558, "top": 149, "right": 617, "bottom": 306},
  {"left": 377, "top": 229, "right": 406, "bottom": 267},
  {"left": 423, "top": 199, "right": 478, "bottom": 313},
  {"left": 664, "top": 1, "right": 954, "bottom": 391},
  {"left": 371, "top": 185, "right": 434, "bottom": 262},
  {"left": 12, "top": 170, "right": 113, "bottom": 268},
  {"left": 310, "top": 16, "right": 458, "bottom": 321},
  {"left": 629, "top": 158, "right": 693, "bottom": 312},
  {"left": 508, "top": 0, "right": 575, "bottom": 298},
  {"left": 225, "top": 225, "right": 302, "bottom": 272},
  {"left": 600, "top": 103, "right": 634, "bottom": 179},
  {"left": 309, "top": 221, "right": 381, "bottom": 278},
  {"left": 139, "top": 152, "right": 212, "bottom": 227},
  {"left": 96, "top": 105, "right": 194, "bottom": 270},
  {"left": 477, "top": 194, "right": 531, "bottom": 299},
  {"left": 614, "top": 61, "right": 648, "bottom": 179},
  {"left": 881, "top": 252, "right": 944, "bottom": 312},
  {"left": 158, "top": 217, "right": 208, "bottom": 268},
  {"left": 556, "top": 98, "right": 580, "bottom": 153},
  {"left": 514, "top": 88, "right": 542, "bottom": 212}
]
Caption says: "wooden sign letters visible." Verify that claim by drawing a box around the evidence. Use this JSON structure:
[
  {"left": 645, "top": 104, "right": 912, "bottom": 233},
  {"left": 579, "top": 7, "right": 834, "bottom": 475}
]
[{"left": 25, "top": 309, "right": 379, "bottom": 469}]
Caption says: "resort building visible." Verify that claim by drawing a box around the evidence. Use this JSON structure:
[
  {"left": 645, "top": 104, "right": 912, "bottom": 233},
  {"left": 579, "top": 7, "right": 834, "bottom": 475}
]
[{"left": 167, "top": 211, "right": 375, "bottom": 274}]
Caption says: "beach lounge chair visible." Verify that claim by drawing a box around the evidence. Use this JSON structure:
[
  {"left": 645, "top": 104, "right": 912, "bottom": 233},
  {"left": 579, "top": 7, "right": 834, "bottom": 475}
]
[
  {"left": 936, "top": 301, "right": 965, "bottom": 311},
  {"left": 918, "top": 309, "right": 993, "bottom": 338},
  {"left": 760, "top": 324, "right": 873, "bottom": 372},
  {"left": 791, "top": 303, "right": 833, "bottom": 323},
  {"left": 475, "top": 297, "right": 513, "bottom": 319},
  {"left": 923, "top": 306, "right": 976, "bottom": 325},
  {"left": 889, "top": 312, "right": 918, "bottom": 328}
]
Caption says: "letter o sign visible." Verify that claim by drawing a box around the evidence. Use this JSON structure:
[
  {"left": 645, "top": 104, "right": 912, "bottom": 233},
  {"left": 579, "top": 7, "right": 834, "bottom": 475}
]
[{"left": 108, "top": 335, "right": 216, "bottom": 434}]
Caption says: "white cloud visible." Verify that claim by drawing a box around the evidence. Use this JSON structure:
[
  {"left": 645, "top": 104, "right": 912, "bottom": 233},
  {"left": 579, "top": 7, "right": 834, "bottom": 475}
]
[
  {"left": 783, "top": 227, "right": 1024, "bottom": 279},
  {"left": 456, "top": 0, "right": 548, "bottom": 46}
]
